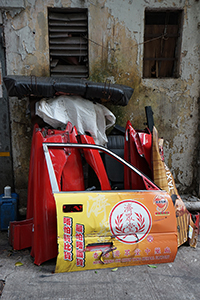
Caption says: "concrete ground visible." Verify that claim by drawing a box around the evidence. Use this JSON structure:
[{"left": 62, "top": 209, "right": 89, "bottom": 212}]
[{"left": 0, "top": 231, "right": 200, "bottom": 300}]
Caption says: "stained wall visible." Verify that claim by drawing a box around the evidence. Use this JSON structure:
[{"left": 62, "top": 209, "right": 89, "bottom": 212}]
[{"left": 1, "top": 0, "right": 200, "bottom": 207}]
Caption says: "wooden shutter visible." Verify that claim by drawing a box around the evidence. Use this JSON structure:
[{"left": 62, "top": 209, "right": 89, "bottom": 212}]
[{"left": 143, "top": 10, "right": 183, "bottom": 78}]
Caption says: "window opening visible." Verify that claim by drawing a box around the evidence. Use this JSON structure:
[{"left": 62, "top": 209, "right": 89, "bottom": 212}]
[
  {"left": 143, "top": 10, "right": 183, "bottom": 78},
  {"left": 63, "top": 204, "right": 83, "bottom": 212},
  {"left": 48, "top": 8, "right": 89, "bottom": 78}
]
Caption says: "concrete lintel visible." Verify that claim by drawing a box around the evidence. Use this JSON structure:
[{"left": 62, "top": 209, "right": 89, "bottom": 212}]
[{"left": 0, "top": 0, "right": 25, "bottom": 9}]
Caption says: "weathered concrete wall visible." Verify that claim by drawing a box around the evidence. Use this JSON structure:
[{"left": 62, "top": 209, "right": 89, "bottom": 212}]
[
  {"left": 88, "top": 0, "right": 200, "bottom": 195},
  {"left": 1, "top": 0, "right": 200, "bottom": 207}
]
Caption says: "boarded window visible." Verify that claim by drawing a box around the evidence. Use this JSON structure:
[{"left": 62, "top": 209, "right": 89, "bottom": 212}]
[
  {"left": 48, "top": 8, "right": 89, "bottom": 78},
  {"left": 143, "top": 10, "right": 183, "bottom": 78}
]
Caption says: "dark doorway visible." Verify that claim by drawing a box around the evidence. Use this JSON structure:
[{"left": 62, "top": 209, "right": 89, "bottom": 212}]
[{"left": 0, "top": 26, "right": 14, "bottom": 194}]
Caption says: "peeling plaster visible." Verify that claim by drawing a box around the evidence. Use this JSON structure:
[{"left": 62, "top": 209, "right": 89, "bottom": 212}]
[
  {"left": 27, "top": 0, "right": 36, "bottom": 5},
  {"left": 14, "top": 26, "right": 36, "bottom": 59},
  {"left": 2, "top": 0, "right": 200, "bottom": 205}
]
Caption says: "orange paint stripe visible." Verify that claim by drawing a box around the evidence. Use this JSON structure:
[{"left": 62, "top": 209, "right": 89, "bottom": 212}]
[{"left": 0, "top": 152, "right": 10, "bottom": 157}]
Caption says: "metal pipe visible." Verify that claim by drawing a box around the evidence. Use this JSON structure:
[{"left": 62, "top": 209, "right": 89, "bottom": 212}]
[{"left": 43, "top": 142, "right": 160, "bottom": 192}]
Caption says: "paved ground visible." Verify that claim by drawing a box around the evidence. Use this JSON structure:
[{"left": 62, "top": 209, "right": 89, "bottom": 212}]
[{"left": 0, "top": 231, "right": 200, "bottom": 300}]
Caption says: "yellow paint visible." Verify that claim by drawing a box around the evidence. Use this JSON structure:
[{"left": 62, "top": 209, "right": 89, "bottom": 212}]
[
  {"left": 0, "top": 152, "right": 10, "bottom": 157},
  {"left": 54, "top": 191, "right": 177, "bottom": 273}
]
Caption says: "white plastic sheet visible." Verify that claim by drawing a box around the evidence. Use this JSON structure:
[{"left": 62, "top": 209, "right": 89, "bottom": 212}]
[{"left": 36, "top": 95, "right": 116, "bottom": 146}]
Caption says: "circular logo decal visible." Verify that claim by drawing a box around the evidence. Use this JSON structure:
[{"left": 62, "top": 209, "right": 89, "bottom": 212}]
[
  {"left": 153, "top": 195, "right": 168, "bottom": 212},
  {"left": 109, "top": 200, "right": 152, "bottom": 244}
]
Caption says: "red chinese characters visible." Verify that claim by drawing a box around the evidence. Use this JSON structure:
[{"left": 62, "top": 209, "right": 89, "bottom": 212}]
[
  {"left": 63, "top": 217, "right": 73, "bottom": 261},
  {"left": 76, "top": 223, "right": 85, "bottom": 267}
]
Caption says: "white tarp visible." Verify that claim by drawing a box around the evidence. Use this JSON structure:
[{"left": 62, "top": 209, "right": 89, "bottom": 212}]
[{"left": 35, "top": 95, "right": 116, "bottom": 146}]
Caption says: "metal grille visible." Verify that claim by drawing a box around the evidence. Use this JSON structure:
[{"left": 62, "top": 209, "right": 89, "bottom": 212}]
[{"left": 48, "top": 8, "right": 89, "bottom": 78}]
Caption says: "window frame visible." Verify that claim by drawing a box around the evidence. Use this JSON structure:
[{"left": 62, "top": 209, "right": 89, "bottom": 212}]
[
  {"left": 143, "top": 9, "right": 183, "bottom": 79},
  {"left": 48, "top": 7, "right": 89, "bottom": 79}
]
